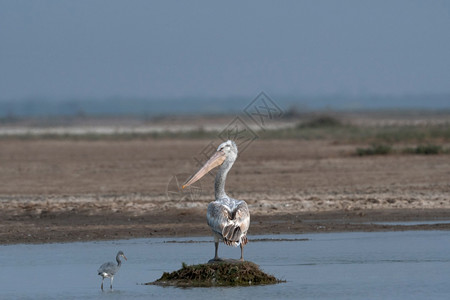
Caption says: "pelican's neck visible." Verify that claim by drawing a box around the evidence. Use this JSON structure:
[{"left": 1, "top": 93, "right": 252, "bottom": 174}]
[
  {"left": 215, "top": 159, "right": 234, "bottom": 200},
  {"left": 116, "top": 255, "right": 122, "bottom": 267}
]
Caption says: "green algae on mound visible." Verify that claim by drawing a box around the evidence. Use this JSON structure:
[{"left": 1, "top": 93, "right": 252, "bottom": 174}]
[{"left": 147, "top": 261, "right": 283, "bottom": 287}]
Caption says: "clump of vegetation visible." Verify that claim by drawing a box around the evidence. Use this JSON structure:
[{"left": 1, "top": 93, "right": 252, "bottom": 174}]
[
  {"left": 298, "top": 115, "right": 343, "bottom": 128},
  {"left": 147, "top": 261, "right": 283, "bottom": 287},
  {"left": 403, "top": 144, "right": 443, "bottom": 155},
  {"left": 356, "top": 144, "right": 392, "bottom": 156},
  {"left": 356, "top": 144, "right": 449, "bottom": 156},
  {"left": 283, "top": 105, "right": 302, "bottom": 119}
]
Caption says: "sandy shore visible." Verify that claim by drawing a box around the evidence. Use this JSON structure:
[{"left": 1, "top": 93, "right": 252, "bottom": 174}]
[{"left": 1, "top": 139, "right": 449, "bottom": 244}]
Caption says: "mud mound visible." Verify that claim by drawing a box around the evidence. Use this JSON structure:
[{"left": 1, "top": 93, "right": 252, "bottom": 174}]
[{"left": 147, "top": 261, "right": 283, "bottom": 287}]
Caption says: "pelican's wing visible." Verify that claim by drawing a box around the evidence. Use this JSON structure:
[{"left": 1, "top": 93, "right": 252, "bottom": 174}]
[
  {"left": 207, "top": 200, "right": 250, "bottom": 246},
  {"left": 229, "top": 200, "right": 250, "bottom": 244},
  {"left": 206, "top": 201, "right": 229, "bottom": 236}
]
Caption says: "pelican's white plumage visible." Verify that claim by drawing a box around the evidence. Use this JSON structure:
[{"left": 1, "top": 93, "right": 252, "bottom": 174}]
[
  {"left": 183, "top": 140, "right": 250, "bottom": 260},
  {"left": 207, "top": 197, "right": 250, "bottom": 247}
]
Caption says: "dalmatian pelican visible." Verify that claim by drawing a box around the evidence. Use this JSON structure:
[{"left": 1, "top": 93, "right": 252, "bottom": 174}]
[{"left": 183, "top": 140, "right": 250, "bottom": 261}]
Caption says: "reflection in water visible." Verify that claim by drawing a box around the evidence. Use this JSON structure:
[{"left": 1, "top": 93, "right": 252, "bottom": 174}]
[{"left": 0, "top": 231, "right": 449, "bottom": 299}]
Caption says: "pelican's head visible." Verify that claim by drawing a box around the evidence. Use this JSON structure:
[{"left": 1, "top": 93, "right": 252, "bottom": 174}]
[
  {"left": 217, "top": 140, "right": 238, "bottom": 161},
  {"left": 182, "top": 140, "right": 237, "bottom": 189}
]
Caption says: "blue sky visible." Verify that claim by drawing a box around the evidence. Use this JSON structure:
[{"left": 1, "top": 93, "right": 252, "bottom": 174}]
[{"left": 1, "top": 0, "right": 449, "bottom": 101}]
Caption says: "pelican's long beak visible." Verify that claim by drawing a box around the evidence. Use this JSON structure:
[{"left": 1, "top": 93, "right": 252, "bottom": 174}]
[
  {"left": 182, "top": 150, "right": 226, "bottom": 189},
  {"left": 123, "top": 255, "right": 127, "bottom": 261}
]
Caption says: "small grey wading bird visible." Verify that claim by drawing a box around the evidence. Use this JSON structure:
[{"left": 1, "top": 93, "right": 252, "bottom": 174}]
[
  {"left": 97, "top": 250, "right": 127, "bottom": 291},
  {"left": 183, "top": 140, "right": 250, "bottom": 261}
]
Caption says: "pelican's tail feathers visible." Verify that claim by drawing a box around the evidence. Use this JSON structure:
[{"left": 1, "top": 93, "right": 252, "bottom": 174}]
[{"left": 222, "top": 224, "right": 241, "bottom": 247}]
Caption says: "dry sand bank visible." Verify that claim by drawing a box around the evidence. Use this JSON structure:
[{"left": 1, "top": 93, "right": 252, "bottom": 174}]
[{"left": 0, "top": 139, "right": 449, "bottom": 244}]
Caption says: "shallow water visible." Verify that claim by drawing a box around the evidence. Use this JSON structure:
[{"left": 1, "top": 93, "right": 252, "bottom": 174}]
[{"left": 1, "top": 231, "right": 449, "bottom": 299}]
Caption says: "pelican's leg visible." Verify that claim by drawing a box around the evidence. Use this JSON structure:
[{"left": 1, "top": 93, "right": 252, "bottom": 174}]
[
  {"left": 101, "top": 278, "right": 104, "bottom": 291},
  {"left": 214, "top": 234, "right": 219, "bottom": 260},
  {"left": 110, "top": 276, "right": 113, "bottom": 289},
  {"left": 212, "top": 234, "right": 222, "bottom": 261},
  {"left": 214, "top": 241, "right": 219, "bottom": 260},
  {"left": 240, "top": 244, "right": 244, "bottom": 261}
]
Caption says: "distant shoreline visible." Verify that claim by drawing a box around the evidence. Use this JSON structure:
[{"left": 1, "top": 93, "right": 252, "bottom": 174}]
[{"left": 2, "top": 94, "right": 450, "bottom": 118}]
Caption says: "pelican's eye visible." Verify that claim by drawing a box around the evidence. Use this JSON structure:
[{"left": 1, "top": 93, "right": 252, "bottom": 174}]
[{"left": 218, "top": 143, "right": 231, "bottom": 152}]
